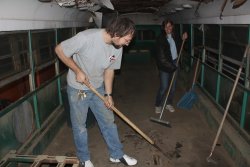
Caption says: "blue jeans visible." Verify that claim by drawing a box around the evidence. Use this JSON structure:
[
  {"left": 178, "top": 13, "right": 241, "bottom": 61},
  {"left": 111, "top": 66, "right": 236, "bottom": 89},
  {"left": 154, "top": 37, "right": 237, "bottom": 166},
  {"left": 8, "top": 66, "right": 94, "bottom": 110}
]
[
  {"left": 155, "top": 70, "right": 177, "bottom": 107},
  {"left": 67, "top": 85, "right": 124, "bottom": 162}
]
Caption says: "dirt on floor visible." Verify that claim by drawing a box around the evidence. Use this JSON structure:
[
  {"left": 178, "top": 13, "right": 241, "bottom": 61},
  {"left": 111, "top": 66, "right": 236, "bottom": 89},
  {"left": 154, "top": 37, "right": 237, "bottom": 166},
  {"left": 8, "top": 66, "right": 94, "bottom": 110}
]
[{"left": 44, "top": 60, "right": 235, "bottom": 167}]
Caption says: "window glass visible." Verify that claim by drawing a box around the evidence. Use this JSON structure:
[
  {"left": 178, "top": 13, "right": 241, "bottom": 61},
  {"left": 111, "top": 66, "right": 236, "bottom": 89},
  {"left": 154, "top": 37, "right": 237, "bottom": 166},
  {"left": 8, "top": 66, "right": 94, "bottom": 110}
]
[
  {"left": 76, "top": 27, "right": 86, "bottom": 33},
  {"left": 57, "top": 28, "right": 73, "bottom": 72},
  {"left": 0, "top": 32, "right": 29, "bottom": 80},
  {"left": 193, "top": 24, "right": 203, "bottom": 47},
  {"left": 58, "top": 28, "right": 72, "bottom": 43},
  {"left": 221, "top": 25, "right": 248, "bottom": 84},
  {"left": 32, "top": 30, "right": 56, "bottom": 66},
  {"left": 137, "top": 30, "right": 156, "bottom": 40},
  {"left": 205, "top": 24, "right": 220, "bottom": 50}
]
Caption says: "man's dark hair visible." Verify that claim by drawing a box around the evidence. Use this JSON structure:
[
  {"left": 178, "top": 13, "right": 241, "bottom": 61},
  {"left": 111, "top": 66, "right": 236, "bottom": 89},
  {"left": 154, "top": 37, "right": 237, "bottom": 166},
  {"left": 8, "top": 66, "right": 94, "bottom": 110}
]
[{"left": 106, "top": 17, "right": 135, "bottom": 38}]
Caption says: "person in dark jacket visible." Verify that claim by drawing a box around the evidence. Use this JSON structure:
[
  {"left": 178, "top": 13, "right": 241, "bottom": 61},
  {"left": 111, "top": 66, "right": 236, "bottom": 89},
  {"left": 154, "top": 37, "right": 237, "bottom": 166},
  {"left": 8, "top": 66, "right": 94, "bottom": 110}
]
[{"left": 154, "top": 19, "right": 188, "bottom": 113}]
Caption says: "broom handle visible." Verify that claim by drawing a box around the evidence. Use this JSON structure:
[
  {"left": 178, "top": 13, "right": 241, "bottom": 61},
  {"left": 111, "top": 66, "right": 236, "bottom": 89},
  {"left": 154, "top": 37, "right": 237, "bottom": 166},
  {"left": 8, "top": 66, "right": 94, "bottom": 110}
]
[
  {"left": 191, "top": 58, "right": 200, "bottom": 89},
  {"left": 87, "top": 85, "right": 155, "bottom": 145},
  {"left": 160, "top": 39, "right": 185, "bottom": 119},
  {"left": 208, "top": 45, "right": 249, "bottom": 158}
]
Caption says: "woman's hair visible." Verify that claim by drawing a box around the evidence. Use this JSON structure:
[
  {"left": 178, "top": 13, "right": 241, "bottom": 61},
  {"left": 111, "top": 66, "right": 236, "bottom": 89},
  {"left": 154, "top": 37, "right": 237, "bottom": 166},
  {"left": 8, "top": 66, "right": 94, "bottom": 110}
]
[
  {"left": 105, "top": 17, "right": 135, "bottom": 38},
  {"left": 161, "top": 19, "right": 174, "bottom": 35},
  {"left": 161, "top": 19, "right": 173, "bottom": 29}
]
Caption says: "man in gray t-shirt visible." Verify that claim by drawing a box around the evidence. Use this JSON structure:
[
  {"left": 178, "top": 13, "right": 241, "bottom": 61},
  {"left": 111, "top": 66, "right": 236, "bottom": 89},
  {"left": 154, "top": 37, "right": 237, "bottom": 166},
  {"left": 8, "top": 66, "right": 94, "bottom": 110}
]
[
  {"left": 61, "top": 28, "right": 123, "bottom": 91},
  {"left": 55, "top": 17, "right": 137, "bottom": 167}
]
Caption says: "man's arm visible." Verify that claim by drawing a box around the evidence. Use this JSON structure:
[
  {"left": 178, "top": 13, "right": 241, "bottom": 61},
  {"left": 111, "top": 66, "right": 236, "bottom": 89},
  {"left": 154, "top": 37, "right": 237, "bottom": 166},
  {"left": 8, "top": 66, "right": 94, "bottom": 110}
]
[
  {"left": 104, "top": 69, "right": 114, "bottom": 94},
  {"left": 55, "top": 44, "right": 89, "bottom": 86},
  {"left": 104, "top": 69, "right": 115, "bottom": 108}
]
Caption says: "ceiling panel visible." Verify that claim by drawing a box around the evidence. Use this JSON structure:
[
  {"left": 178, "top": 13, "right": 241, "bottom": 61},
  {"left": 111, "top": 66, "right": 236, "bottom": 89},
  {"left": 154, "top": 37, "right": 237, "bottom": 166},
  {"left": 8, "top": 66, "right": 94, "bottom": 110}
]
[{"left": 38, "top": 0, "right": 215, "bottom": 15}]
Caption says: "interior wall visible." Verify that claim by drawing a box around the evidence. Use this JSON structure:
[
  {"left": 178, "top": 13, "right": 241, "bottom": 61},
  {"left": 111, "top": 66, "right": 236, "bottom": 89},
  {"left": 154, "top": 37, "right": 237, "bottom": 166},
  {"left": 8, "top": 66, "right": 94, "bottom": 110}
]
[{"left": 0, "top": 0, "right": 90, "bottom": 31}]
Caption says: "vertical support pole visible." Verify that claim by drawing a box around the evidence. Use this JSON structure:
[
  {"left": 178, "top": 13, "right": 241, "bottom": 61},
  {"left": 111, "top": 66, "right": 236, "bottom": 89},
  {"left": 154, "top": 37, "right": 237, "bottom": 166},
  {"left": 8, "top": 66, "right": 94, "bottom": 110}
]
[
  {"left": 179, "top": 24, "right": 184, "bottom": 65},
  {"left": 200, "top": 24, "right": 205, "bottom": 87},
  {"left": 201, "top": 48, "right": 205, "bottom": 87},
  {"left": 191, "top": 24, "right": 194, "bottom": 68},
  {"left": 180, "top": 24, "right": 183, "bottom": 35},
  {"left": 202, "top": 24, "right": 205, "bottom": 49},
  {"left": 55, "top": 29, "right": 62, "bottom": 105},
  {"left": 72, "top": 27, "right": 76, "bottom": 36},
  {"left": 241, "top": 92, "right": 248, "bottom": 128},
  {"left": 28, "top": 31, "right": 40, "bottom": 129},
  {"left": 216, "top": 25, "right": 222, "bottom": 102},
  {"left": 191, "top": 24, "right": 195, "bottom": 65},
  {"left": 189, "top": 24, "right": 193, "bottom": 63},
  {"left": 200, "top": 24, "right": 206, "bottom": 87},
  {"left": 240, "top": 25, "right": 250, "bottom": 128}
]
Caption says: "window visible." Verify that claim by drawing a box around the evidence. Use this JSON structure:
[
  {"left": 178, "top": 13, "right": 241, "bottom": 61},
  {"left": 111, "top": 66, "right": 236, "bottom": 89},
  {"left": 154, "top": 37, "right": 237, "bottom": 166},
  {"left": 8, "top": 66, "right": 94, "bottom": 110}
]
[
  {"left": 57, "top": 28, "right": 73, "bottom": 72},
  {"left": 0, "top": 32, "right": 29, "bottom": 80},
  {"left": 193, "top": 24, "right": 203, "bottom": 47},
  {"left": 0, "top": 35, "right": 13, "bottom": 78},
  {"left": 58, "top": 28, "right": 72, "bottom": 43},
  {"left": 221, "top": 25, "right": 248, "bottom": 84},
  {"left": 76, "top": 27, "right": 86, "bottom": 33},
  {"left": 204, "top": 25, "right": 220, "bottom": 70},
  {"left": 205, "top": 24, "right": 220, "bottom": 50},
  {"left": 32, "top": 30, "right": 56, "bottom": 66},
  {"left": 137, "top": 30, "right": 156, "bottom": 40}
]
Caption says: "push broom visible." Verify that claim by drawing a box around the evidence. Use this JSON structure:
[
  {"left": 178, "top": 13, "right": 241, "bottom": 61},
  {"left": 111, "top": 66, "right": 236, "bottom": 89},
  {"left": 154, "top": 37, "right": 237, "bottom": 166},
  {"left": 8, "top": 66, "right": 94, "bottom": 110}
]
[
  {"left": 150, "top": 39, "right": 186, "bottom": 127},
  {"left": 177, "top": 56, "right": 200, "bottom": 110},
  {"left": 87, "top": 85, "right": 169, "bottom": 158}
]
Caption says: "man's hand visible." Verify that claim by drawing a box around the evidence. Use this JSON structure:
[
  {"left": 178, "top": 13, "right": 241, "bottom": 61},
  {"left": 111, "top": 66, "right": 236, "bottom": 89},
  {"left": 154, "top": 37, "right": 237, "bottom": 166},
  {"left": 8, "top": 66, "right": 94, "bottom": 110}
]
[
  {"left": 104, "top": 96, "right": 114, "bottom": 109},
  {"left": 75, "top": 70, "right": 90, "bottom": 87}
]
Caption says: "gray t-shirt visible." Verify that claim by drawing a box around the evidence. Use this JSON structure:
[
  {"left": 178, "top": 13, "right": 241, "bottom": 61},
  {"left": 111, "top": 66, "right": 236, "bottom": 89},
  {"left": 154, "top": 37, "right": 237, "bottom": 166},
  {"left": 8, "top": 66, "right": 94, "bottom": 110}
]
[{"left": 60, "top": 29, "right": 122, "bottom": 90}]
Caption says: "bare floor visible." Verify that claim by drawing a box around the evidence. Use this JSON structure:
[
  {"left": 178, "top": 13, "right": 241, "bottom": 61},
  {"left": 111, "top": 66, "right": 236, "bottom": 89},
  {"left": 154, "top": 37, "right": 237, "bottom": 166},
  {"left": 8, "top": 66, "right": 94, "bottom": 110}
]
[{"left": 44, "top": 60, "right": 235, "bottom": 167}]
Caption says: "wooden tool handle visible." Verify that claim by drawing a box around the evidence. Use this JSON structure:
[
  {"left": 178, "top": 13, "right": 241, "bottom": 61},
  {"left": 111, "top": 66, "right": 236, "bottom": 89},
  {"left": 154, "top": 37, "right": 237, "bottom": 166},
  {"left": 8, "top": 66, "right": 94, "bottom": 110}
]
[
  {"left": 88, "top": 85, "right": 155, "bottom": 145},
  {"left": 208, "top": 45, "right": 249, "bottom": 157},
  {"left": 191, "top": 58, "right": 200, "bottom": 89},
  {"left": 160, "top": 39, "right": 186, "bottom": 118}
]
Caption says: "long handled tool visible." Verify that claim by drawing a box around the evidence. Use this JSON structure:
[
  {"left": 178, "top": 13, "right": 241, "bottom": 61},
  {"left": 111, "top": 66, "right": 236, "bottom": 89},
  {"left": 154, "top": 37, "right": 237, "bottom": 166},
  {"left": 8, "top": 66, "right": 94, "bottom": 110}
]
[
  {"left": 87, "top": 85, "right": 169, "bottom": 158},
  {"left": 177, "top": 57, "right": 200, "bottom": 109},
  {"left": 232, "top": 0, "right": 247, "bottom": 9},
  {"left": 206, "top": 45, "right": 249, "bottom": 163},
  {"left": 150, "top": 39, "right": 186, "bottom": 127},
  {"left": 220, "top": 0, "right": 228, "bottom": 20}
]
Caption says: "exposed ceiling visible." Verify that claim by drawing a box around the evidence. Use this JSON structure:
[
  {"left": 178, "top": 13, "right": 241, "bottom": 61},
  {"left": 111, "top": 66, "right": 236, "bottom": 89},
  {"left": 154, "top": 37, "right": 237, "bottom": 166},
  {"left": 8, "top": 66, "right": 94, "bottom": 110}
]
[
  {"left": 38, "top": 0, "right": 248, "bottom": 16},
  {"left": 110, "top": 0, "right": 168, "bottom": 14},
  {"left": 100, "top": 0, "right": 206, "bottom": 15}
]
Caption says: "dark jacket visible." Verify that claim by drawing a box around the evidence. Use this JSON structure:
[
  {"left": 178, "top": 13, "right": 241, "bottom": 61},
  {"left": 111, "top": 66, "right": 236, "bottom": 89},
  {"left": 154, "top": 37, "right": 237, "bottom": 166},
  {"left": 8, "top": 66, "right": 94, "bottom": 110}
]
[{"left": 154, "top": 33, "right": 177, "bottom": 73}]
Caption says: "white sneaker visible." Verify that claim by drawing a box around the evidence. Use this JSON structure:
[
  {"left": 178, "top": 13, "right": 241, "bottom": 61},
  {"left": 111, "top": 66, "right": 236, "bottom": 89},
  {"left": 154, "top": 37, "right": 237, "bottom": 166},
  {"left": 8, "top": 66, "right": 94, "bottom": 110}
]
[
  {"left": 110, "top": 154, "right": 137, "bottom": 166},
  {"left": 165, "top": 104, "right": 175, "bottom": 112},
  {"left": 80, "top": 160, "right": 94, "bottom": 167},
  {"left": 155, "top": 106, "right": 162, "bottom": 114}
]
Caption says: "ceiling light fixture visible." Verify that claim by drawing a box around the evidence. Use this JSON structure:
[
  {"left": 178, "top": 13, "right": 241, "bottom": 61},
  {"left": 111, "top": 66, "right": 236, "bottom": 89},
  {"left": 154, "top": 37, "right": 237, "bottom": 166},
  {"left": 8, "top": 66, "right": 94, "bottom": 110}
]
[
  {"left": 182, "top": 4, "right": 192, "bottom": 9},
  {"left": 175, "top": 7, "right": 184, "bottom": 11},
  {"left": 170, "top": 9, "right": 176, "bottom": 13}
]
